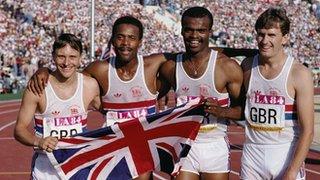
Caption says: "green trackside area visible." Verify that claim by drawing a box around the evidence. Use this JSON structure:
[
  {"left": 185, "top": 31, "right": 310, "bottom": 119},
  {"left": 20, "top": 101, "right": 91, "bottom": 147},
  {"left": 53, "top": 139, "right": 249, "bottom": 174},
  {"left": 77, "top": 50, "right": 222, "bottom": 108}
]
[{"left": 0, "top": 90, "right": 23, "bottom": 101}]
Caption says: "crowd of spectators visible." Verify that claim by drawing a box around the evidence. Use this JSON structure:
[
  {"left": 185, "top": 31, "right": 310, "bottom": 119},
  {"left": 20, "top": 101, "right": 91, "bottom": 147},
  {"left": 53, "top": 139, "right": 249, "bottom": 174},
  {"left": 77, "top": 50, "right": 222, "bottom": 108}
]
[{"left": 0, "top": 0, "right": 319, "bottom": 93}]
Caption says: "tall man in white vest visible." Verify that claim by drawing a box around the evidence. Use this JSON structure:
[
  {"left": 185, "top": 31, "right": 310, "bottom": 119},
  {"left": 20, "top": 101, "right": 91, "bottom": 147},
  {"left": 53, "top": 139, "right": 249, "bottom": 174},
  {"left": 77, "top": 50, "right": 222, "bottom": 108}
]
[{"left": 240, "top": 7, "right": 314, "bottom": 180}]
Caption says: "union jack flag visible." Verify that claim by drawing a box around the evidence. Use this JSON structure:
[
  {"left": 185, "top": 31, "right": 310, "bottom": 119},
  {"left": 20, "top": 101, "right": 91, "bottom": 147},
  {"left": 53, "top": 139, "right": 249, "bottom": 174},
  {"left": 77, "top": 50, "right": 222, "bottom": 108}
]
[{"left": 47, "top": 98, "right": 204, "bottom": 179}]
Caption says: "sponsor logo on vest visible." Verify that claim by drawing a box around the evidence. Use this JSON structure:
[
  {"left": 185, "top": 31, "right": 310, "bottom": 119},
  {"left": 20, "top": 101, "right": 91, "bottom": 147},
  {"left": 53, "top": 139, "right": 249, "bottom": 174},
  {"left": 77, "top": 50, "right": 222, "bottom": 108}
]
[
  {"left": 131, "top": 86, "right": 143, "bottom": 98},
  {"left": 254, "top": 90, "right": 285, "bottom": 105},
  {"left": 113, "top": 92, "right": 122, "bottom": 98},
  {"left": 54, "top": 115, "right": 82, "bottom": 126},
  {"left": 117, "top": 109, "right": 148, "bottom": 119},
  {"left": 199, "top": 84, "right": 211, "bottom": 97}
]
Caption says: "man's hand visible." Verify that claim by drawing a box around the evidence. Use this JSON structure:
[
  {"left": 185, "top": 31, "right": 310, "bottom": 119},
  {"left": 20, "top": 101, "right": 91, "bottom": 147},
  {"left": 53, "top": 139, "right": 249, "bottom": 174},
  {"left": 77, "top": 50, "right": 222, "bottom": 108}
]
[
  {"left": 27, "top": 67, "right": 50, "bottom": 95},
  {"left": 37, "top": 136, "right": 58, "bottom": 153},
  {"left": 204, "top": 98, "right": 225, "bottom": 118}
]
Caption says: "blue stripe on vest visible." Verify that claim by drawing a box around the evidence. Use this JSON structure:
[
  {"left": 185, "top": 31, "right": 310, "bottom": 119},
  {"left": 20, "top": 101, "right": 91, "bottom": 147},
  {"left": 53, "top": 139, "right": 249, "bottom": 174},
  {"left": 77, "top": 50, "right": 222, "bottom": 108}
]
[
  {"left": 35, "top": 126, "right": 43, "bottom": 133},
  {"left": 285, "top": 113, "right": 297, "bottom": 120}
]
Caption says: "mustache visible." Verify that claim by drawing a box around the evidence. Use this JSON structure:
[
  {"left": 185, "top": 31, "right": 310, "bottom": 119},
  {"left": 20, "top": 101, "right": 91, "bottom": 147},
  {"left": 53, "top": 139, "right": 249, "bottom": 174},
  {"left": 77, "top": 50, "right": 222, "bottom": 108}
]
[{"left": 117, "top": 47, "right": 133, "bottom": 51}]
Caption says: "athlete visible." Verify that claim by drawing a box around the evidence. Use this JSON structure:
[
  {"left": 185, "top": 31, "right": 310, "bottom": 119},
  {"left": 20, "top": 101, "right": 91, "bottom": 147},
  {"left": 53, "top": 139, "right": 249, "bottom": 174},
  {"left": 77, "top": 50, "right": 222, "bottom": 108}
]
[
  {"left": 240, "top": 7, "right": 314, "bottom": 179},
  {"left": 26, "top": 16, "right": 167, "bottom": 179},
  {"left": 159, "top": 6, "right": 243, "bottom": 180},
  {"left": 14, "top": 33, "right": 101, "bottom": 179}
]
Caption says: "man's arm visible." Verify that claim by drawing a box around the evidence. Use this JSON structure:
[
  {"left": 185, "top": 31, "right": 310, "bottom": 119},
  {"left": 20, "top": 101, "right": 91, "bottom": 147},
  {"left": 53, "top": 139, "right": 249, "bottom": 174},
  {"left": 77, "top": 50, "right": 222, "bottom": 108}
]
[
  {"left": 83, "top": 60, "right": 109, "bottom": 95},
  {"left": 14, "top": 89, "right": 58, "bottom": 152},
  {"left": 205, "top": 55, "right": 244, "bottom": 120},
  {"left": 284, "top": 64, "right": 314, "bottom": 179},
  {"left": 83, "top": 75, "right": 101, "bottom": 111},
  {"left": 158, "top": 54, "right": 177, "bottom": 99}
]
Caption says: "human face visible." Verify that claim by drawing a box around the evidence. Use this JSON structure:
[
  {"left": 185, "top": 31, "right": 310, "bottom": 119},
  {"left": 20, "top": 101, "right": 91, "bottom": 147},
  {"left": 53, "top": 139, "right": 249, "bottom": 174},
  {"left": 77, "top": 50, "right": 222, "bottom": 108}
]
[
  {"left": 54, "top": 44, "right": 80, "bottom": 79},
  {"left": 256, "top": 23, "right": 288, "bottom": 59},
  {"left": 112, "top": 24, "right": 141, "bottom": 63},
  {"left": 181, "top": 16, "right": 212, "bottom": 54}
]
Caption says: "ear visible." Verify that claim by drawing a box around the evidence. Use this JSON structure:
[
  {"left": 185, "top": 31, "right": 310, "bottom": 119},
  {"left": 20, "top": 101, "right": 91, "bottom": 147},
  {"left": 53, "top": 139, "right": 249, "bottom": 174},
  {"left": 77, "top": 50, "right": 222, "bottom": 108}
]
[
  {"left": 282, "top": 33, "right": 289, "bottom": 46},
  {"left": 111, "top": 37, "right": 115, "bottom": 46},
  {"left": 138, "top": 39, "right": 142, "bottom": 48},
  {"left": 209, "top": 29, "right": 213, "bottom": 36}
]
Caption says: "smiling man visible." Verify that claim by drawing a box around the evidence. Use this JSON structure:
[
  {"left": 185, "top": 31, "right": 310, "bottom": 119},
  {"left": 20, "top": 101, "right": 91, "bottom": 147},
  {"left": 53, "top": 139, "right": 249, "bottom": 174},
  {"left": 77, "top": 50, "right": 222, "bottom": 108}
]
[
  {"left": 240, "top": 7, "right": 314, "bottom": 179},
  {"left": 159, "top": 6, "right": 243, "bottom": 180},
  {"left": 14, "top": 33, "right": 100, "bottom": 179}
]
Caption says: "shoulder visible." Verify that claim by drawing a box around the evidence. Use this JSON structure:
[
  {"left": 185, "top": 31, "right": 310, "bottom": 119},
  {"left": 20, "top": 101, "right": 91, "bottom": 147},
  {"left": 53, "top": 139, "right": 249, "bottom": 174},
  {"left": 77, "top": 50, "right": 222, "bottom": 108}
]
[
  {"left": 291, "top": 61, "right": 313, "bottom": 84},
  {"left": 216, "top": 52, "right": 242, "bottom": 72},
  {"left": 21, "top": 88, "right": 42, "bottom": 105},
  {"left": 83, "top": 74, "right": 99, "bottom": 87},
  {"left": 85, "top": 60, "right": 109, "bottom": 71},
  {"left": 83, "top": 60, "right": 109, "bottom": 76},
  {"left": 144, "top": 53, "right": 166, "bottom": 64}
]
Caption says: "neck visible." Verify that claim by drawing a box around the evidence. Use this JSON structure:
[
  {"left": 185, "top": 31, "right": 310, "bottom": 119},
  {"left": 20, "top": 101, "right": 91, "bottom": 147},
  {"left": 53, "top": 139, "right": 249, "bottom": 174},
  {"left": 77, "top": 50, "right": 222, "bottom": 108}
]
[
  {"left": 52, "top": 71, "right": 77, "bottom": 85},
  {"left": 115, "top": 56, "right": 139, "bottom": 80},
  {"left": 259, "top": 50, "right": 287, "bottom": 67},
  {"left": 186, "top": 47, "right": 211, "bottom": 62},
  {"left": 115, "top": 56, "right": 138, "bottom": 70}
]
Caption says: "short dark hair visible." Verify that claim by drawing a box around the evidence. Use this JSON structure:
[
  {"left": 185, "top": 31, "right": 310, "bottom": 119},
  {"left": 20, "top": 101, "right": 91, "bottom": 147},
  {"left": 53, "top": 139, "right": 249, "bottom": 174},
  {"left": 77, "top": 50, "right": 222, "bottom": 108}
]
[
  {"left": 52, "top": 33, "right": 82, "bottom": 56},
  {"left": 112, "top": 16, "right": 144, "bottom": 40},
  {"left": 255, "top": 7, "right": 290, "bottom": 35},
  {"left": 181, "top": 6, "right": 213, "bottom": 29}
]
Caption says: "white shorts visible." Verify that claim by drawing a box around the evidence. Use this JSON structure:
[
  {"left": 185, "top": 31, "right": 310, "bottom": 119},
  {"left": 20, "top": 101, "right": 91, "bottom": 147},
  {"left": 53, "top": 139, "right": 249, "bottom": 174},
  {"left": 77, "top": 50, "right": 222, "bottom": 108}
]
[
  {"left": 31, "top": 152, "right": 60, "bottom": 180},
  {"left": 240, "top": 142, "right": 305, "bottom": 180},
  {"left": 180, "top": 137, "right": 230, "bottom": 175}
]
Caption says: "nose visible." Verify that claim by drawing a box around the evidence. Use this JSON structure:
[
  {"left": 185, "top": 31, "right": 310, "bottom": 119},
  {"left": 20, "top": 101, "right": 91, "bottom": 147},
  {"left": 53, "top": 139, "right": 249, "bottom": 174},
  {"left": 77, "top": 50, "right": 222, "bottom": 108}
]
[
  {"left": 63, "top": 57, "right": 71, "bottom": 65},
  {"left": 190, "top": 30, "right": 199, "bottom": 38},
  {"left": 121, "top": 37, "right": 129, "bottom": 46},
  {"left": 259, "top": 35, "right": 269, "bottom": 45}
]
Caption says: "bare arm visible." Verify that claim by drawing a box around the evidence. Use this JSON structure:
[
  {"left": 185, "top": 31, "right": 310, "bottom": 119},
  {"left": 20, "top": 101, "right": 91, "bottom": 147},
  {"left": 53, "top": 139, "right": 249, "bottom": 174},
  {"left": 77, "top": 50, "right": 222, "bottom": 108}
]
[
  {"left": 284, "top": 64, "right": 314, "bottom": 179},
  {"left": 83, "top": 60, "right": 109, "bottom": 95},
  {"left": 83, "top": 75, "right": 101, "bottom": 111},
  {"left": 14, "top": 89, "right": 58, "bottom": 152},
  {"left": 158, "top": 55, "right": 176, "bottom": 99},
  {"left": 205, "top": 56, "right": 244, "bottom": 120}
]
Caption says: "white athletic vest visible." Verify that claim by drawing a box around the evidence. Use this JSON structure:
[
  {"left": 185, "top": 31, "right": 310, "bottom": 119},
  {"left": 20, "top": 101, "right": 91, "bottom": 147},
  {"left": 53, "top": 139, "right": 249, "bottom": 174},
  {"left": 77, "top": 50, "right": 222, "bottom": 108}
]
[
  {"left": 244, "top": 54, "right": 299, "bottom": 144},
  {"left": 34, "top": 73, "right": 88, "bottom": 139},
  {"left": 102, "top": 55, "right": 158, "bottom": 126},
  {"left": 175, "top": 50, "right": 230, "bottom": 142}
]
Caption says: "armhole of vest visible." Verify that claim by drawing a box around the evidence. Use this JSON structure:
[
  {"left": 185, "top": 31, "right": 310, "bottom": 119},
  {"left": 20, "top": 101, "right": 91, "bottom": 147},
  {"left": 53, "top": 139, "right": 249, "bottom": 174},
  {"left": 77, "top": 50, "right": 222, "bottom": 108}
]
[
  {"left": 246, "top": 55, "right": 258, "bottom": 96},
  {"left": 285, "top": 56, "right": 295, "bottom": 101},
  {"left": 140, "top": 55, "right": 156, "bottom": 97},
  {"left": 211, "top": 50, "right": 225, "bottom": 96},
  {"left": 175, "top": 54, "right": 182, "bottom": 93},
  {"left": 79, "top": 73, "right": 86, "bottom": 113},
  {"left": 42, "top": 81, "right": 51, "bottom": 114},
  {"left": 106, "top": 57, "right": 113, "bottom": 96}
]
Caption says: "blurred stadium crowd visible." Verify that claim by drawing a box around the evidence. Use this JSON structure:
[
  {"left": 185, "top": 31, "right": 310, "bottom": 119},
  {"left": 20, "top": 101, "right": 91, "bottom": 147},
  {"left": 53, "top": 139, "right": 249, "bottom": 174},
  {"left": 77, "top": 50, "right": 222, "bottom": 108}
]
[{"left": 0, "top": 0, "right": 319, "bottom": 93}]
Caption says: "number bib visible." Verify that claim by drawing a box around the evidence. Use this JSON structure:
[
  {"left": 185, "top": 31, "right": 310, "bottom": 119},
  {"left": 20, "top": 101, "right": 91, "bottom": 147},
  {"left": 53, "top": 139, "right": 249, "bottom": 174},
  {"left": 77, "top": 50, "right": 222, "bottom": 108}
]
[
  {"left": 247, "top": 103, "right": 285, "bottom": 131},
  {"left": 43, "top": 115, "right": 83, "bottom": 139}
]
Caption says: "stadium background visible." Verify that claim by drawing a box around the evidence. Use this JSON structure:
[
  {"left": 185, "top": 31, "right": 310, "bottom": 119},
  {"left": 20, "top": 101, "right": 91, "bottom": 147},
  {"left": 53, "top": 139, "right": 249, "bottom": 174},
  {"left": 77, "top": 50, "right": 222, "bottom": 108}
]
[{"left": 0, "top": 0, "right": 319, "bottom": 179}]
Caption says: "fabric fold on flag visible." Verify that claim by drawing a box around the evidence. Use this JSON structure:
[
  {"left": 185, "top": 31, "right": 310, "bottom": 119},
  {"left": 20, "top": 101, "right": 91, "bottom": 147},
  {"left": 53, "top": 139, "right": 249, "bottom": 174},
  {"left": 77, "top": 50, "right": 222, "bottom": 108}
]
[{"left": 46, "top": 98, "right": 205, "bottom": 179}]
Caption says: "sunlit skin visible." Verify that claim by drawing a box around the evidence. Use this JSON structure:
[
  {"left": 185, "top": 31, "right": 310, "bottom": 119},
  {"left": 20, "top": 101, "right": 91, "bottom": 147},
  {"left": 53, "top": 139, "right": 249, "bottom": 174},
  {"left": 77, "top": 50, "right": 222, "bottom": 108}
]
[
  {"left": 256, "top": 23, "right": 288, "bottom": 61},
  {"left": 53, "top": 44, "right": 81, "bottom": 82},
  {"left": 112, "top": 23, "right": 142, "bottom": 65},
  {"left": 181, "top": 16, "right": 212, "bottom": 56}
]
